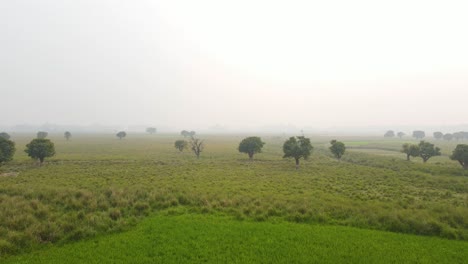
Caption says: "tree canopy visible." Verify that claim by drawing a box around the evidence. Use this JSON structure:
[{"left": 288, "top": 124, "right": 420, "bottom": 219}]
[
  {"left": 418, "top": 141, "right": 441, "bottom": 163},
  {"left": 116, "top": 131, "right": 127, "bottom": 139},
  {"left": 401, "top": 143, "right": 419, "bottom": 161},
  {"left": 433, "top": 132, "right": 443, "bottom": 140},
  {"left": 450, "top": 144, "right": 468, "bottom": 169},
  {"left": 329, "top": 140, "right": 345, "bottom": 160},
  {"left": 238, "top": 137, "right": 265, "bottom": 160},
  {"left": 25, "top": 138, "right": 55, "bottom": 164},
  {"left": 384, "top": 130, "right": 395, "bottom": 138},
  {"left": 283, "top": 136, "right": 313, "bottom": 169},
  {"left": 0, "top": 132, "right": 10, "bottom": 140},
  {"left": 146, "top": 127, "right": 157, "bottom": 134},
  {"left": 0, "top": 137, "right": 15, "bottom": 164},
  {"left": 37, "top": 131, "right": 48, "bottom": 139},
  {"left": 174, "top": 140, "right": 188, "bottom": 152},
  {"left": 443, "top": 133, "right": 453, "bottom": 141},
  {"left": 64, "top": 131, "right": 72, "bottom": 141},
  {"left": 189, "top": 137, "right": 204, "bottom": 158},
  {"left": 412, "top": 131, "right": 425, "bottom": 140},
  {"left": 397, "top": 132, "right": 405, "bottom": 139}
]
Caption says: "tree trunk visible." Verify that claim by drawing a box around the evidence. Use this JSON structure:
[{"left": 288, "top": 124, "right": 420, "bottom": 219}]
[
  {"left": 295, "top": 158, "right": 300, "bottom": 170},
  {"left": 248, "top": 153, "right": 254, "bottom": 160},
  {"left": 406, "top": 154, "right": 410, "bottom": 161},
  {"left": 39, "top": 157, "right": 44, "bottom": 165}
]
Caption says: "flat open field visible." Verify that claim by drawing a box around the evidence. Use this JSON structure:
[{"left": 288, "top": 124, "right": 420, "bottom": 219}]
[{"left": 1, "top": 133, "right": 468, "bottom": 262}]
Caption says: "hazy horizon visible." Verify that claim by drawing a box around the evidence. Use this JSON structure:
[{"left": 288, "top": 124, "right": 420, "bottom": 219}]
[{"left": 1, "top": 0, "right": 467, "bottom": 130}]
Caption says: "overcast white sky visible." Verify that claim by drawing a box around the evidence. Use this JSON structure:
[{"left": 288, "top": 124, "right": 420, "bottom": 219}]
[{"left": 1, "top": 0, "right": 467, "bottom": 131}]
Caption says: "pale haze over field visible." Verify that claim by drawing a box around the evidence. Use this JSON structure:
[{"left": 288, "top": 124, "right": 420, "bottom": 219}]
[{"left": 1, "top": 0, "right": 467, "bottom": 132}]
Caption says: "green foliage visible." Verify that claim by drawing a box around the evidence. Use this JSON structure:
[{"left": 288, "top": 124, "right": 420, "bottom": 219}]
[
  {"left": 174, "top": 140, "right": 188, "bottom": 152},
  {"left": 64, "top": 131, "right": 72, "bottom": 141},
  {"left": 418, "top": 141, "right": 441, "bottom": 163},
  {"left": 283, "top": 136, "right": 313, "bottom": 168},
  {"left": 384, "top": 130, "right": 395, "bottom": 138},
  {"left": 451, "top": 144, "right": 468, "bottom": 169},
  {"left": 0, "top": 132, "right": 11, "bottom": 140},
  {"left": 412, "top": 130, "right": 425, "bottom": 140},
  {"left": 36, "top": 131, "right": 48, "bottom": 139},
  {"left": 146, "top": 127, "right": 157, "bottom": 134},
  {"left": 238, "top": 137, "right": 265, "bottom": 159},
  {"left": 181, "top": 130, "right": 196, "bottom": 138},
  {"left": 116, "top": 131, "right": 127, "bottom": 140},
  {"left": 401, "top": 143, "right": 419, "bottom": 161},
  {"left": 444, "top": 133, "right": 453, "bottom": 141},
  {"left": 433, "top": 132, "right": 443, "bottom": 140},
  {"left": 329, "top": 140, "right": 345, "bottom": 160},
  {"left": 24, "top": 138, "right": 56, "bottom": 164},
  {"left": 0, "top": 137, "right": 15, "bottom": 164}
]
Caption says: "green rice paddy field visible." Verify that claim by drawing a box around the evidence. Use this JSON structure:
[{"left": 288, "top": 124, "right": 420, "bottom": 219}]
[{"left": 1, "top": 133, "right": 467, "bottom": 263}]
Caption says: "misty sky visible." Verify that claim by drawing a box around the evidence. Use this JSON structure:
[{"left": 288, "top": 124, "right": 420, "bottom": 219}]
[{"left": 1, "top": 0, "right": 467, "bottom": 130}]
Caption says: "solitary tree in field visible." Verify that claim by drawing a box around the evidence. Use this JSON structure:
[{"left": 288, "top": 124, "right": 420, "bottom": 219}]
[
  {"left": 283, "top": 136, "right": 313, "bottom": 169},
  {"left": 174, "top": 140, "right": 188, "bottom": 152},
  {"left": 412, "top": 131, "right": 425, "bottom": 140},
  {"left": 116, "top": 131, "right": 127, "bottom": 140},
  {"left": 146, "top": 127, "right": 157, "bottom": 134},
  {"left": 401, "top": 143, "right": 419, "bottom": 161},
  {"left": 418, "top": 141, "right": 441, "bottom": 163},
  {"left": 384, "top": 130, "right": 395, "bottom": 138},
  {"left": 25, "top": 138, "right": 55, "bottom": 164},
  {"left": 238, "top": 137, "right": 265, "bottom": 160},
  {"left": 450, "top": 144, "right": 468, "bottom": 170},
  {"left": 189, "top": 137, "right": 204, "bottom": 158},
  {"left": 64, "top": 131, "right": 72, "bottom": 141},
  {"left": 189, "top": 131, "right": 196, "bottom": 137},
  {"left": 397, "top": 132, "right": 405, "bottom": 139},
  {"left": 329, "top": 140, "right": 346, "bottom": 160},
  {"left": 0, "top": 132, "right": 10, "bottom": 140},
  {"left": 443, "top": 133, "right": 453, "bottom": 141},
  {"left": 37, "top": 131, "right": 48, "bottom": 139},
  {"left": 181, "top": 130, "right": 190, "bottom": 137},
  {"left": 0, "top": 137, "right": 15, "bottom": 165},
  {"left": 433, "top": 132, "right": 443, "bottom": 140},
  {"left": 453, "top": 132, "right": 464, "bottom": 141}
]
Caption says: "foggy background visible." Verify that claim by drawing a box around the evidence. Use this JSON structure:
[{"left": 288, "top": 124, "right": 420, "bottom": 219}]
[{"left": 1, "top": 0, "right": 467, "bottom": 134}]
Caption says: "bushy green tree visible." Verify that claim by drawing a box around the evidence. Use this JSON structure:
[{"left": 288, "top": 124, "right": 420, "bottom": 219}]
[
  {"left": 37, "top": 131, "right": 48, "bottom": 139},
  {"left": 329, "top": 140, "right": 346, "bottom": 160},
  {"left": 412, "top": 131, "right": 425, "bottom": 140},
  {"left": 418, "top": 141, "right": 441, "bottom": 163},
  {"left": 238, "top": 137, "right": 265, "bottom": 160},
  {"left": 146, "top": 127, "right": 157, "bottom": 134},
  {"left": 116, "top": 131, "right": 127, "bottom": 140},
  {"left": 433, "top": 132, "right": 443, "bottom": 140},
  {"left": 443, "top": 133, "right": 453, "bottom": 141},
  {"left": 397, "top": 132, "right": 405, "bottom": 139},
  {"left": 384, "top": 130, "right": 395, "bottom": 138},
  {"left": 283, "top": 136, "right": 313, "bottom": 169},
  {"left": 174, "top": 140, "right": 188, "bottom": 152},
  {"left": 64, "top": 131, "right": 72, "bottom": 141},
  {"left": 25, "top": 138, "right": 55, "bottom": 164},
  {"left": 0, "top": 132, "right": 10, "bottom": 140},
  {"left": 453, "top": 132, "right": 464, "bottom": 141},
  {"left": 450, "top": 144, "right": 468, "bottom": 169},
  {"left": 0, "top": 137, "right": 15, "bottom": 164},
  {"left": 401, "top": 143, "right": 419, "bottom": 161}
]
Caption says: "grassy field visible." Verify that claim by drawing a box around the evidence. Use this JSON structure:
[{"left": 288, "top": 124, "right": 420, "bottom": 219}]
[
  {"left": 1, "top": 133, "right": 467, "bottom": 261},
  {"left": 4, "top": 211, "right": 468, "bottom": 264}
]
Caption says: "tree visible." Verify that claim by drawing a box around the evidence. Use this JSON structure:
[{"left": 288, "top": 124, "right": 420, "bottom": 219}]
[
  {"left": 401, "top": 143, "right": 419, "bottom": 161},
  {"left": 174, "top": 140, "right": 188, "bottom": 152},
  {"left": 450, "top": 144, "right": 468, "bottom": 170},
  {"left": 37, "top": 131, "right": 48, "bottom": 139},
  {"left": 146, "top": 127, "right": 157, "bottom": 134},
  {"left": 25, "top": 138, "right": 55, "bottom": 164},
  {"left": 443, "top": 133, "right": 453, "bottom": 141},
  {"left": 418, "top": 141, "right": 441, "bottom": 163},
  {"left": 433, "top": 132, "right": 443, "bottom": 140},
  {"left": 189, "top": 137, "right": 204, "bottom": 158},
  {"left": 453, "top": 132, "right": 464, "bottom": 141},
  {"left": 462, "top": 132, "right": 468, "bottom": 140},
  {"left": 238, "top": 137, "right": 265, "bottom": 160},
  {"left": 397, "top": 132, "right": 405, "bottom": 139},
  {"left": 64, "top": 131, "right": 72, "bottom": 141},
  {"left": 181, "top": 130, "right": 190, "bottom": 137},
  {"left": 329, "top": 140, "right": 345, "bottom": 160},
  {"left": 189, "top": 131, "right": 196, "bottom": 137},
  {"left": 282, "top": 136, "right": 313, "bottom": 169},
  {"left": 0, "top": 132, "right": 10, "bottom": 140},
  {"left": 0, "top": 137, "right": 15, "bottom": 165},
  {"left": 116, "top": 131, "right": 127, "bottom": 140},
  {"left": 384, "top": 130, "right": 395, "bottom": 138},
  {"left": 412, "top": 131, "right": 425, "bottom": 140}
]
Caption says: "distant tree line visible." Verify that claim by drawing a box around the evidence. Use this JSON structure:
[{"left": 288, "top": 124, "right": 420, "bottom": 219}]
[{"left": 384, "top": 130, "right": 468, "bottom": 141}]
